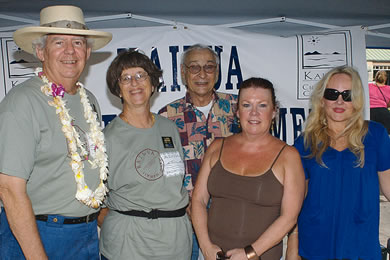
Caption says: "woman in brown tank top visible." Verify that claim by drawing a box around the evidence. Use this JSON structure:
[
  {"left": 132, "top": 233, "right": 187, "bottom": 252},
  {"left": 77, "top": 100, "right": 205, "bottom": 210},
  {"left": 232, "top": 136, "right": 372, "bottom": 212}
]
[{"left": 192, "top": 78, "right": 305, "bottom": 260}]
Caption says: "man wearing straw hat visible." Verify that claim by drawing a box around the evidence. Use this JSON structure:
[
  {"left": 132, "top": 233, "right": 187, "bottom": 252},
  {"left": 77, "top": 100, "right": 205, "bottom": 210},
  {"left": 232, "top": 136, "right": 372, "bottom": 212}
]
[{"left": 0, "top": 5, "right": 111, "bottom": 259}]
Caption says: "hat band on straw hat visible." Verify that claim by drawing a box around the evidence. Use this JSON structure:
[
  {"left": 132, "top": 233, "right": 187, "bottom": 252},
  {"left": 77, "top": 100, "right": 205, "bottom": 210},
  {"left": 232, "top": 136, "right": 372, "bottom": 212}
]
[{"left": 41, "top": 20, "right": 88, "bottom": 30}]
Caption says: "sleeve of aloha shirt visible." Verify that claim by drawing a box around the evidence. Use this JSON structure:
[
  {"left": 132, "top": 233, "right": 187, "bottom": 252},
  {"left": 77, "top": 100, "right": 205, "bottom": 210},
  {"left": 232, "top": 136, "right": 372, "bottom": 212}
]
[
  {"left": 293, "top": 135, "right": 310, "bottom": 179},
  {"left": 0, "top": 90, "right": 37, "bottom": 179},
  {"left": 172, "top": 122, "right": 185, "bottom": 161},
  {"left": 158, "top": 106, "right": 167, "bottom": 117},
  {"left": 377, "top": 124, "right": 390, "bottom": 171}
]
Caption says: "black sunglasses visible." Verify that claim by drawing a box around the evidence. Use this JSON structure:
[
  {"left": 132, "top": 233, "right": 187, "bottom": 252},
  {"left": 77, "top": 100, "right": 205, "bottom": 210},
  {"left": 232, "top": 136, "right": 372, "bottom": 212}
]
[{"left": 323, "top": 88, "right": 352, "bottom": 102}]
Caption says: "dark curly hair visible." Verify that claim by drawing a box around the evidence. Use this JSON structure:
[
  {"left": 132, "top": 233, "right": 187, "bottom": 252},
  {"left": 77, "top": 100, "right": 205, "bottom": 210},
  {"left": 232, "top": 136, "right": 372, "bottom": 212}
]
[{"left": 106, "top": 50, "right": 163, "bottom": 97}]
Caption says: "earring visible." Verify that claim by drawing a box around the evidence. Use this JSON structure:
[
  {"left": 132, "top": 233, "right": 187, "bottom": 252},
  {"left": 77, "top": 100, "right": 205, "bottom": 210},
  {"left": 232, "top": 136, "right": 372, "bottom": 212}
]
[
  {"left": 322, "top": 117, "right": 327, "bottom": 126},
  {"left": 236, "top": 117, "right": 241, "bottom": 131}
]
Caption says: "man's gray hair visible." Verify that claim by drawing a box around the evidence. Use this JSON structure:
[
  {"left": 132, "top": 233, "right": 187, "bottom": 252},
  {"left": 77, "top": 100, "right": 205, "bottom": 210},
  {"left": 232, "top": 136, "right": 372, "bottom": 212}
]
[
  {"left": 180, "top": 44, "right": 220, "bottom": 68},
  {"left": 31, "top": 34, "right": 94, "bottom": 57}
]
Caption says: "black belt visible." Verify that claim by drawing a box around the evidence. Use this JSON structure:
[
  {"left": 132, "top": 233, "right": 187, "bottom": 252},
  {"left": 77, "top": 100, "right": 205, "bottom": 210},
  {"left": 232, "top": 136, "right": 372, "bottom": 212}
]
[
  {"left": 35, "top": 212, "right": 99, "bottom": 224},
  {"left": 115, "top": 205, "right": 187, "bottom": 219}
]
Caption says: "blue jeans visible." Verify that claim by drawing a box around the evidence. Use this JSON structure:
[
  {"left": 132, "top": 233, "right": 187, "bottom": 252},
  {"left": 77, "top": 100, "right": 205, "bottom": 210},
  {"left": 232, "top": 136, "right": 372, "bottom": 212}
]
[
  {"left": 191, "top": 232, "right": 200, "bottom": 260},
  {"left": 0, "top": 209, "right": 99, "bottom": 260}
]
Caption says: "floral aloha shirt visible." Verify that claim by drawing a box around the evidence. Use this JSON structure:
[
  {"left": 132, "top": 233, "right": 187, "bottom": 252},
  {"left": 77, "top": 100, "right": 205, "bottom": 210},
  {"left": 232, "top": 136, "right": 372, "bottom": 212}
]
[{"left": 158, "top": 91, "right": 239, "bottom": 195}]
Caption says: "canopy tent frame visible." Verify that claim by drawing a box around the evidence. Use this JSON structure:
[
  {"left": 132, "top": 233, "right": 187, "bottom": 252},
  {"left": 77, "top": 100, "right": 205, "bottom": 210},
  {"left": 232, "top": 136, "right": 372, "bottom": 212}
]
[{"left": 1, "top": 13, "right": 389, "bottom": 40}]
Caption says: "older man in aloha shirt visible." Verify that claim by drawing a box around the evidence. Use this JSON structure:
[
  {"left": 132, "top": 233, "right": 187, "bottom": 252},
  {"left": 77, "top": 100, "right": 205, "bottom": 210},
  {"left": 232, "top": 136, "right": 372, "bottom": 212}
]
[{"left": 158, "top": 91, "right": 239, "bottom": 194}]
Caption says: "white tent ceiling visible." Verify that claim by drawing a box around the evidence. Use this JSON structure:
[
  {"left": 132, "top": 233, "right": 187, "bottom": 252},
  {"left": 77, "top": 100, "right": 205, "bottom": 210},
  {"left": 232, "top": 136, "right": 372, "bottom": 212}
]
[{"left": 1, "top": 0, "right": 390, "bottom": 48}]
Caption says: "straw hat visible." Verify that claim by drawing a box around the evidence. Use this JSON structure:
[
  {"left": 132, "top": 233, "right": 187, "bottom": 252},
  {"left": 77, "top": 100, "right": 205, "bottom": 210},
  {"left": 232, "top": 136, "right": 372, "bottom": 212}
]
[{"left": 13, "top": 5, "right": 112, "bottom": 54}]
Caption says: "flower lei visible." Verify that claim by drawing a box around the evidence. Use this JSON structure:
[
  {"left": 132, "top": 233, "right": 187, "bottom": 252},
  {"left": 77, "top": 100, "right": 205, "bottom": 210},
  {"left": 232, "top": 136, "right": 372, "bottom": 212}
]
[{"left": 36, "top": 68, "right": 108, "bottom": 208}]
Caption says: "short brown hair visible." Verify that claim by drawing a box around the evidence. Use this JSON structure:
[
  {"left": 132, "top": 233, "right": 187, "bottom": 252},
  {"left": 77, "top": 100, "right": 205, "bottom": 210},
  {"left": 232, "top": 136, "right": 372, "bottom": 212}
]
[{"left": 106, "top": 50, "right": 163, "bottom": 97}]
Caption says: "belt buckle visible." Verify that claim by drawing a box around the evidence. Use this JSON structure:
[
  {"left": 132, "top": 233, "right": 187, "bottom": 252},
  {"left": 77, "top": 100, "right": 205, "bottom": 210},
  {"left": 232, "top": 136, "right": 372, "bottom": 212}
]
[{"left": 148, "top": 209, "right": 158, "bottom": 219}]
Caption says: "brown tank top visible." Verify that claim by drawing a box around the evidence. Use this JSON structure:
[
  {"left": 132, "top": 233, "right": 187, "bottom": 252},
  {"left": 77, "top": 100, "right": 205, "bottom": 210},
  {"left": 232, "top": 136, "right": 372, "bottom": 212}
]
[{"left": 207, "top": 139, "right": 285, "bottom": 259}]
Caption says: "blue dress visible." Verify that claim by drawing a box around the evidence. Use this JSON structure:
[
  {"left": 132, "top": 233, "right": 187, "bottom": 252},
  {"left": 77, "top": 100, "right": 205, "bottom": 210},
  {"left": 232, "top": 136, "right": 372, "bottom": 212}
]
[{"left": 294, "top": 121, "right": 390, "bottom": 260}]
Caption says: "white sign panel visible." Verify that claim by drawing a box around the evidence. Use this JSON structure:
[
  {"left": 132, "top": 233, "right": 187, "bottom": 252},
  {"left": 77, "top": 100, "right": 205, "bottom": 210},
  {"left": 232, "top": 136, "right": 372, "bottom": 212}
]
[{"left": 0, "top": 25, "right": 367, "bottom": 144}]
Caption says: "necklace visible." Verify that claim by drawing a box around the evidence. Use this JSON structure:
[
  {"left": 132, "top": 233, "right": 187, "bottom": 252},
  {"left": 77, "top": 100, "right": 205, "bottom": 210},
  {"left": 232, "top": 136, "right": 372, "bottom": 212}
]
[
  {"left": 120, "top": 112, "right": 155, "bottom": 127},
  {"left": 36, "top": 68, "right": 108, "bottom": 209}
]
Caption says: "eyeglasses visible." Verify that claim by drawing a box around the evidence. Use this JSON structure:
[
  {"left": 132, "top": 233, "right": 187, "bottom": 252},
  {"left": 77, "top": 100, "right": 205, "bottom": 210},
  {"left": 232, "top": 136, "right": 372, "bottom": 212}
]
[
  {"left": 323, "top": 88, "right": 352, "bottom": 102},
  {"left": 185, "top": 64, "right": 217, "bottom": 74},
  {"left": 119, "top": 72, "right": 149, "bottom": 85}
]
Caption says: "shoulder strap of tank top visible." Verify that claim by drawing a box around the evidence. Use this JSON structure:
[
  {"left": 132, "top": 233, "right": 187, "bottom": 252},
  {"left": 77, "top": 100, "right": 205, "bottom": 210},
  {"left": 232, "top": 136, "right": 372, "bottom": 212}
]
[
  {"left": 218, "top": 138, "right": 225, "bottom": 160},
  {"left": 269, "top": 144, "right": 287, "bottom": 169}
]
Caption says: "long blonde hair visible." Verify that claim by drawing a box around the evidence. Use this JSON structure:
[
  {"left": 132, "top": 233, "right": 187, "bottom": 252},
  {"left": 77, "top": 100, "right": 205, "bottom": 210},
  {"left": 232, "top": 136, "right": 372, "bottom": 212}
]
[{"left": 303, "top": 66, "right": 368, "bottom": 167}]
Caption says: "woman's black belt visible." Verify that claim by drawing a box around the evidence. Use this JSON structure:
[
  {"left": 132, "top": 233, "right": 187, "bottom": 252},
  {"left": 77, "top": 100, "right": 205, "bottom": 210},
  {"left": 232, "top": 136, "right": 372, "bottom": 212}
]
[
  {"left": 115, "top": 205, "right": 187, "bottom": 219},
  {"left": 35, "top": 212, "right": 99, "bottom": 224}
]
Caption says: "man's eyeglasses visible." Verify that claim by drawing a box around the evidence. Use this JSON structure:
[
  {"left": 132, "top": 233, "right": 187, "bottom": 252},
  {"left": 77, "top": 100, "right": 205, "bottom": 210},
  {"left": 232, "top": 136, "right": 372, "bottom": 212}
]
[
  {"left": 323, "top": 88, "right": 352, "bottom": 102},
  {"left": 119, "top": 72, "right": 149, "bottom": 85},
  {"left": 185, "top": 64, "right": 217, "bottom": 74}
]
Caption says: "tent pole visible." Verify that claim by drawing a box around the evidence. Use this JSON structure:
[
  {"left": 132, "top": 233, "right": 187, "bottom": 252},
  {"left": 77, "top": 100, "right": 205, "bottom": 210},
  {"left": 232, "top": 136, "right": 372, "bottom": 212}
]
[
  {"left": 0, "top": 14, "right": 37, "bottom": 24},
  {"left": 0, "top": 25, "right": 28, "bottom": 32},
  {"left": 284, "top": 18, "right": 337, "bottom": 29},
  {"left": 85, "top": 14, "right": 132, "bottom": 22},
  {"left": 216, "top": 17, "right": 284, "bottom": 28},
  {"left": 217, "top": 17, "right": 338, "bottom": 29},
  {"left": 0, "top": 12, "right": 191, "bottom": 32},
  {"left": 131, "top": 14, "right": 178, "bottom": 26},
  {"left": 367, "top": 23, "right": 390, "bottom": 30},
  {"left": 85, "top": 13, "right": 182, "bottom": 26},
  {"left": 1, "top": 13, "right": 390, "bottom": 40}
]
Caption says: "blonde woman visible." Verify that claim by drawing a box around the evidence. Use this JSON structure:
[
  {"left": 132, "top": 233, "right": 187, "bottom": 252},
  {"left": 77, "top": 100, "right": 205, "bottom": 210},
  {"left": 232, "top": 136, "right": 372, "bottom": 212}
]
[{"left": 287, "top": 66, "right": 390, "bottom": 260}]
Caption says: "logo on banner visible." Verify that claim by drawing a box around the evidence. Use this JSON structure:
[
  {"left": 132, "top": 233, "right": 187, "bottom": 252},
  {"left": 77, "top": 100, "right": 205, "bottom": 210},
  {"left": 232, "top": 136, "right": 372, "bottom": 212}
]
[
  {"left": 2, "top": 39, "right": 40, "bottom": 95},
  {"left": 297, "top": 31, "right": 353, "bottom": 100}
]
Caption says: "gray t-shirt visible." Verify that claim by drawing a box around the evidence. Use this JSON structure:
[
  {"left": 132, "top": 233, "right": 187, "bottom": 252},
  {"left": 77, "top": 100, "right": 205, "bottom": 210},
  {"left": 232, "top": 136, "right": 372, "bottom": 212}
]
[
  {"left": 0, "top": 76, "right": 102, "bottom": 216},
  {"left": 100, "top": 115, "right": 192, "bottom": 259}
]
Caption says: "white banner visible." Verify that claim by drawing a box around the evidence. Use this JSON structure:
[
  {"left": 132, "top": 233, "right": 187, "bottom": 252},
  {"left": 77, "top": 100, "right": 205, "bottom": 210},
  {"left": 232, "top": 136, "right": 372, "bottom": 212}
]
[{"left": 0, "top": 25, "right": 368, "bottom": 144}]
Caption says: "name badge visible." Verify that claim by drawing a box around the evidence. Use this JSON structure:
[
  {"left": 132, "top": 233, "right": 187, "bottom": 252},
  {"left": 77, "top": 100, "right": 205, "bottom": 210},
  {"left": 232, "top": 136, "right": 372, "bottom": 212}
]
[{"left": 162, "top": 136, "right": 174, "bottom": 148}]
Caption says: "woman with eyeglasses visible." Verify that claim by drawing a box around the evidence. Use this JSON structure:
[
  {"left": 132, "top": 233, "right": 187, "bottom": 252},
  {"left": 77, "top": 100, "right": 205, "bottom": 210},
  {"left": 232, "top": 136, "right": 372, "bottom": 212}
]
[
  {"left": 369, "top": 70, "right": 390, "bottom": 134},
  {"left": 286, "top": 66, "right": 390, "bottom": 260},
  {"left": 98, "top": 50, "right": 192, "bottom": 260},
  {"left": 192, "top": 77, "right": 306, "bottom": 260}
]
